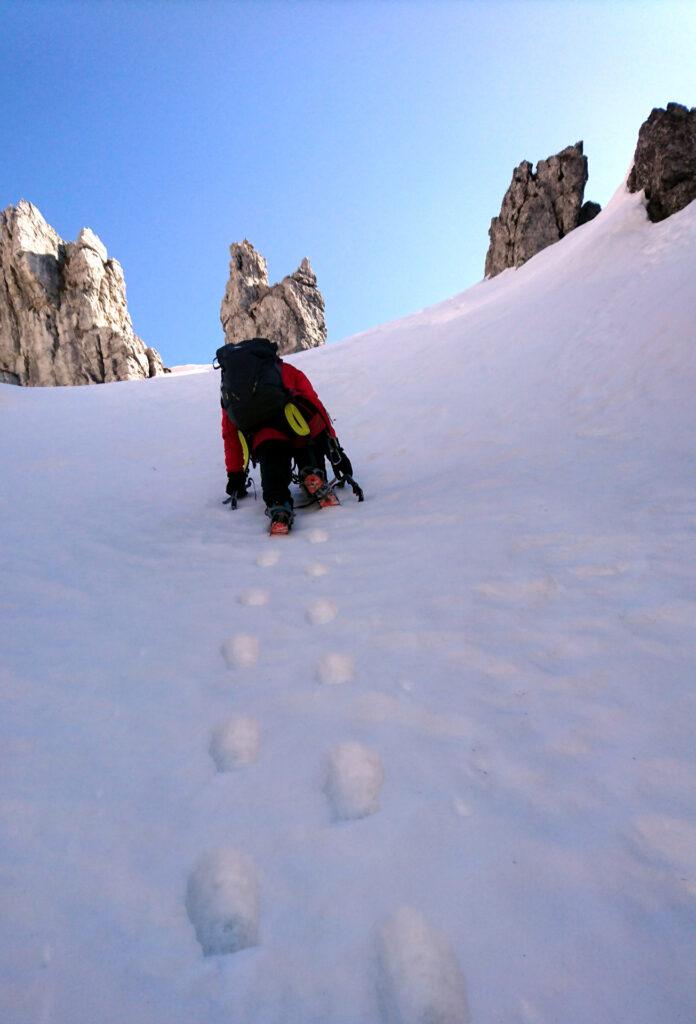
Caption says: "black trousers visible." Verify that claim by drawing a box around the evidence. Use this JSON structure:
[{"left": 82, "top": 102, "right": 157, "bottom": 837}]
[{"left": 257, "top": 434, "right": 329, "bottom": 508}]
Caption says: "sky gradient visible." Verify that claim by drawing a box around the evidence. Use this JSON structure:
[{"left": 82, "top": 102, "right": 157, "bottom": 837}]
[{"left": 2, "top": 0, "right": 695, "bottom": 366}]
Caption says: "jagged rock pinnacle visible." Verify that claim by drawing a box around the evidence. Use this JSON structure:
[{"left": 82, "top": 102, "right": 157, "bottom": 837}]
[
  {"left": 484, "top": 142, "right": 600, "bottom": 278},
  {"left": 220, "top": 239, "right": 326, "bottom": 354}
]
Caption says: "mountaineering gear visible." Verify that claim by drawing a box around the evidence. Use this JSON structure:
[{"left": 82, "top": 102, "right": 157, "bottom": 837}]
[
  {"left": 239, "top": 431, "right": 250, "bottom": 470},
  {"left": 226, "top": 470, "right": 248, "bottom": 498},
  {"left": 265, "top": 503, "right": 294, "bottom": 536},
  {"left": 327, "top": 436, "right": 353, "bottom": 479},
  {"left": 300, "top": 468, "right": 340, "bottom": 508},
  {"left": 300, "top": 470, "right": 326, "bottom": 494},
  {"left": 221, "top": 359, "right": 335, "bottom": 474},
  {"left": 284, "top": 402, "right": 311, "bottom": 436},
  {"left": 324, "top": 435, "right": 364, "bottom": 501},
  {"left": 316, "top": 492, "right": 340, "bottom": 508},
  {"left": 335, "top": 472, "right": 365, "bottom": 502},
  {"left": 269, "top": 518, "right": 291, "bottom": 536},
  {"left": 217, "top": 338, "right": 288, "bottom": 436}
]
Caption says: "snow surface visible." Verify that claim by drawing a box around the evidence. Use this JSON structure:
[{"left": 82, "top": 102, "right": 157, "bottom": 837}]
[
  {"left": 2, "top": 185, "right": 696, "bottom": 1022},
  {"left": 324, "top": 741, "right": 384, "bottom": 821},
  {"left": 167, "top": 363, "right": 213, "bottom": 376}
]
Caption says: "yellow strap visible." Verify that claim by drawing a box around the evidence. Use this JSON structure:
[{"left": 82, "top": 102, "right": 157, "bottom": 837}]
[
  {"left": 284, "top": 402, "right": 311, "bottom": 436},
  {"left": 239, "top": 431, "right": 250, "bottom": 470}
]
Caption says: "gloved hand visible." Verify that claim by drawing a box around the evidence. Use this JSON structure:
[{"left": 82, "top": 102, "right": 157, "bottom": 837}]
[
  {"left": 326, "top": 436, "right": 353, "bottom": 478},
  {"left": 226, "top": 470, "right": 248, "bottom": 498}
]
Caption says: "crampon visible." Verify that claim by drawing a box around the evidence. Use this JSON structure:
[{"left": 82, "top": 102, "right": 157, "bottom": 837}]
[
  {"left": 301, "top": 472, "right": 340, "bottom": 508},
  {"left": 265, "top": 505, "right": 294, "bottom": 535}
]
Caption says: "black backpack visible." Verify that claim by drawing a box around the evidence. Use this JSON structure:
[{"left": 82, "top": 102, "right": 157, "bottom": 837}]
[{"left": 215, "top": 338, "right": 288, "bottom": 435}]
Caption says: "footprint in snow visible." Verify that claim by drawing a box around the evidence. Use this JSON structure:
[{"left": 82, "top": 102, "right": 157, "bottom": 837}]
[
  {"left": 305, "top": 561, "right": 330, "bottom": 578},
  {"left": 307, "top": 527, "right": 329, "bottom": 544},
  {"left": 186, "top": 848, "right": 259, "bottom": 956},
  {"left": 377, "top": 907, "right": 470, "bottom": 1024},
  {"left": 238, "top": 588, "right": 270, "bottom": 607},
  {"left": 324, "top": 741, "right": 384, "bottom": 820},
  {"left": 256, "top": 550, "right": 280, "bottom": 568},
  {"left": 221, "top": 635, "right": 259, "bottom": 670},
  {"left": 306, "top": 598, "right": 338, "bottom": 625},
  {"left": 209, "top": 716, "right": 260, "bottom": 770},
  {"left": 316, "top": 652, "right": 354, "bottom": 685}
]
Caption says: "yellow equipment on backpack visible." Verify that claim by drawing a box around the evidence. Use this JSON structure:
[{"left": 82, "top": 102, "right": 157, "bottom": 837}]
[
  {"left": 284, "top": 402, "right": 311, "bottom": 436},
  {"left": 239, "top": 431, "right": 250, "bottom": 470},
  {"left": 236, "top": 405, "right": 307, "bottom": 470}
]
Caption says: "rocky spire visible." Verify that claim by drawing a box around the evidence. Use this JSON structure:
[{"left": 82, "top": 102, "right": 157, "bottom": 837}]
[
  {"left": 0, "top": 201, "right": 163, "bottom": 386},
  {"left": 220, "top": 239, "right": 326, "bottom": 354},
  {"left": 484, "top": 142, "right": 600, "bottom": 278}
]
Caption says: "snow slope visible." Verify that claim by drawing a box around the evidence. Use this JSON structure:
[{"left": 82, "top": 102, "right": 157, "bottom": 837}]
[{"left": 2, "top": 185, "right": 696, "bottom": 1023}]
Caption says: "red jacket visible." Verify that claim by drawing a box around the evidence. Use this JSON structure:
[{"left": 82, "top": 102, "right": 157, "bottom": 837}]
[{"left": 222, "top": 360, "right": 336, "bottom": 472}]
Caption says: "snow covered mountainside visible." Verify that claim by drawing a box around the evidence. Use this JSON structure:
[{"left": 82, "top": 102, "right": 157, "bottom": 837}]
[{"left": 2, "top": 185, "right": 696, "bottom": 1023}]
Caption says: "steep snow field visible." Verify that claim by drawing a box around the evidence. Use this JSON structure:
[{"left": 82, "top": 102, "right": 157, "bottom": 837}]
[{"left": 2, "top": 186, "right": 696, "bottom": 1023}]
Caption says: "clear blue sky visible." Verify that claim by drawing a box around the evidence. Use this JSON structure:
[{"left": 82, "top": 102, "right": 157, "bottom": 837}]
[{"left": 2, "top": 0, "right": 695, "bottom": 366}]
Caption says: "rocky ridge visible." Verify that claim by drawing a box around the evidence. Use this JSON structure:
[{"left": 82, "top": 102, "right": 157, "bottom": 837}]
[
  {"left": 485, "top": 103, "right": 696, "bottom": 280},
  {"left": 220, "top": 240, "right": 326, "bottom": 355},
  {"left": 0, "top": 201, "right": 163, "bottom": 386},
  {"left": 485, "top": 142, "right": 600, "bottom": 278},
  {"left": 628, "top": 102, "right": 696, "bottom": 222}
]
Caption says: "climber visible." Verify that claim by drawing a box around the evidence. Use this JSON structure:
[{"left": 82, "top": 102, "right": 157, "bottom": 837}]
[{"left": 217, "top": 338, "right": 354, "bottom": 534}]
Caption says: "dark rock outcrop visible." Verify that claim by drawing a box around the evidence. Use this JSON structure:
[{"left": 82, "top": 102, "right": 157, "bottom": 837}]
[
  {"left": 578, "top": 201, "right": 602, "bottom": 226},
  {"left": 485, "top": 142, "right": 600, "bottom": 278},
  {"left": 0, "top": 201, "right": 164, "bottom": 386},
  {"left": 627, "top": 102, "right": 696, "bottom": 222},
  {"left": 220, "top": 240, "right": 326, "bottom": 354}
]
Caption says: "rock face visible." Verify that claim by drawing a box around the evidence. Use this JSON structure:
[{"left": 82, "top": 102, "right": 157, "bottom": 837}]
[
  {"left": 627, "top": 102, "right": 696, "bottom": 222},
  {"left": 220, "top": 240, "right": 326, "bottom": 354},
  {"left": 0, "top": 201, "right": 163, "bottom": 386},
  {"left": 485, "top": 142, "right": 600, "bottom": 278}
]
